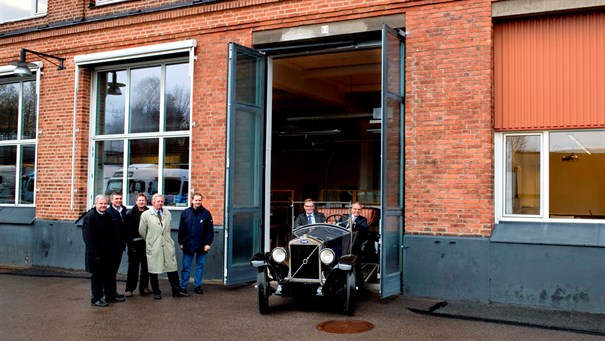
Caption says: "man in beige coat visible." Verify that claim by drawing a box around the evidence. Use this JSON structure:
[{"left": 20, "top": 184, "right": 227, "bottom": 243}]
[{"left": 139, "top": 193, "right": 189, "bottom": 299}]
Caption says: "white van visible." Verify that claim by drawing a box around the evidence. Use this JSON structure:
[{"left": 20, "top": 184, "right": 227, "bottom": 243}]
[{"left": 105, "top": 164, "right": 189, "bottom": 206}]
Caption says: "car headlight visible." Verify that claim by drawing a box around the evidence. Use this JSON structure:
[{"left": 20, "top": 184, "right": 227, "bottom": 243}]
[
  {"left": 320, "top": 248, "right": 335, "bottom": 265},
  {"left": 271, "top": 247, "right": 287, "bottom": 263}
]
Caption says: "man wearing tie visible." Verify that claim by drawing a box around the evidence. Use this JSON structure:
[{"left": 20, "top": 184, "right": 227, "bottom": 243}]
[
  {"left": 139, "top": 193, "right": 188, "bottom": 300},
  {"left": 294, "top": 198, "right": 326, "bottom": 227}
]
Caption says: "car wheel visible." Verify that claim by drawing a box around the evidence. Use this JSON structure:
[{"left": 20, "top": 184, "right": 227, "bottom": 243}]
[
  {"left": 257, "top": 270, "right": 270, "bottom": 314},
  {"left": 343, "top": 271, "right": 357, "bottom": 316}
]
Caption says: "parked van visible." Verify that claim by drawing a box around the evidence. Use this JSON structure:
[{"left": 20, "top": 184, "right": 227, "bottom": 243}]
[{"left": 105, "top": 164, "right": 189, "bottom": 206}]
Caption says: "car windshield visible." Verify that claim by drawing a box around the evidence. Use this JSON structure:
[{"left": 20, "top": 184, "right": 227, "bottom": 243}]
[{"left": 293, "top": 223, "right": 350, "bottom": 243}]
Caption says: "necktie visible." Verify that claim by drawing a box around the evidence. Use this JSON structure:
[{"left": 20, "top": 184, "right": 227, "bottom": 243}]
[
  {"left": 157, "top": 211, "right": 162, "bottom": 224},
  {"left": 308, "top": 215, "right": 313, "bottom": 224}
]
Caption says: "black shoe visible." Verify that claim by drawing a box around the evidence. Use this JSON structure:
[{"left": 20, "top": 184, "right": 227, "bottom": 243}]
[
  {"left": 194, "top": 286, "right": 203, "bottom": 294},
  {"left": 114, "top": 293, "right": 125, "bottom": 299},
  {"left": 105, "top": 295, "right": 126, "bottom": 303},
  {"left": 153, "top": 293, "right": 162, "bottom": 300},
  {"left": 91, "top": 299, "right": 108, "bottom": 307},
  {"left": 173, "top": 289, "right": 189, "bottom": 297}
]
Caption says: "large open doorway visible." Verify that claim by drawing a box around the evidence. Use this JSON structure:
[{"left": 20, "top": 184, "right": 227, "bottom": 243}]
[
  {"left": 268, "top": 45, "right": 383, "bottom": 288},
  {"left": 224, "top": 25, "right": 404, "bottom": 298}
]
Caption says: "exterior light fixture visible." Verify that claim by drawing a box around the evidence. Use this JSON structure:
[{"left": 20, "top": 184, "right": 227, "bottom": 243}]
[
  {"left": 107, "top": 71, "right": 125, "bottom": 96},
  {"left": 9, "top": 48, "right": 66, "bottom": 76}
]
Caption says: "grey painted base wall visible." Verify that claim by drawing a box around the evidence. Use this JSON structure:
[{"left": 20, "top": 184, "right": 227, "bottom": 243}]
[
  {"left": 0, "top": 219, "right": 225, "bottom": 282},
  {"left": 2, "top": 219, "right": 604, "bottom": 314},
  {"left": 403, "top": 234, "right": 605, "bottom": 314}
]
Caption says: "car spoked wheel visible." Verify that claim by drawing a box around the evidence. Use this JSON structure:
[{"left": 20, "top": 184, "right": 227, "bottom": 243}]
[
  {"left": 257, "top": 270, "right": 270, "bottom": 314},
  {"left": 343, "top": 271, "right": 357, "bottom": 316}
]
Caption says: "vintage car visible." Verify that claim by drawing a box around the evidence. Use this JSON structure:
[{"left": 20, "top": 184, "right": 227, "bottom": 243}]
[{"left": 250, "top": 213, "right": 375, "bottom": 316}]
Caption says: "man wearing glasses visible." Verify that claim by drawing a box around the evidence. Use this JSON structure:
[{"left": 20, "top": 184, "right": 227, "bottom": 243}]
[{"left": 294, "top": 198, "right": 326, "bottom": 227}]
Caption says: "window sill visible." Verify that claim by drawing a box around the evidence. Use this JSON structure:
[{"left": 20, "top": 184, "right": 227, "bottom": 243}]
[
  {"left": 491, "top": 221, "right": 605, "bottom": 247},
  {"left": 0, "top": 207, "right": 35, "bottom": 225}
]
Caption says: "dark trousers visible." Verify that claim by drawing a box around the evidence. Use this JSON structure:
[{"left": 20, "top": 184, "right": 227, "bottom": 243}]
[
  {"left": 125, "top": 241, "right": 149, "bottom": 293},
  {"left": 149, "top": 271, "right": 180, "bottom": 295},
  {"left": 105, "top": 252, "right": 123, "bottom": 299},
  {"left": 90, "top": 262, "right": 112, "bottom": 302}
]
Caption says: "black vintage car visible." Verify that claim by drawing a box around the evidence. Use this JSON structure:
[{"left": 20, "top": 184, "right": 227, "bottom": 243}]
[{"left": 250, "top": 214, "right": 375, "bottom": 316}]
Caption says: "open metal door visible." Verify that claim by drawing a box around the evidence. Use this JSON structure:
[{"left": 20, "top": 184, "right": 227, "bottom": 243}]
[
  {"left": 224, "top": 43, "right": 266, "bottom": 285},
  {"left": 380, "top": 24, "right": 405, "bottom": 298}
]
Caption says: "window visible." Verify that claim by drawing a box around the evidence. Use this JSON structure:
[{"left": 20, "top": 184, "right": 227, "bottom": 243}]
[
  {"left": 0, "top": 78, "right": 37, "bottom": 205},
  {"left": 95, "top": 0, "right": 129, "bottom": 6},
  {"left": 499, "top": 130, "right": 605, "bottom": 221},
  {"left": 0, "top": 0, "right": 47, "bottom": 23},
  {"left": 92, "top": 61, "right": 191, "bottom": 207}
]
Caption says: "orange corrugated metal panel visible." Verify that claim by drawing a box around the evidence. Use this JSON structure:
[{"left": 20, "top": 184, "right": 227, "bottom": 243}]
[{"left": 495, "top": 13, "right": 605, "bottom": 131}]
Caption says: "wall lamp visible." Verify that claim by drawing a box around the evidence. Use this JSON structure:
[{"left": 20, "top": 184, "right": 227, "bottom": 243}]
[{"left": 9, "top": 48, "right": 66, "bottom": 76}]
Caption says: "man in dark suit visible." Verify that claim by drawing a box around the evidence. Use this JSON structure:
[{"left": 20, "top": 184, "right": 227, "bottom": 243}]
[
  {"left": 339, "top": 202, "right": 369, "bottom": 255},
  {"left": 82, "top": 194, "right": 113, "bottom": 307},
  {"left": 294, "top": 198, "right": 326, "bottom": 227},
  {"left": 105, "top": 192, "right": 128, "bottom": 303}
]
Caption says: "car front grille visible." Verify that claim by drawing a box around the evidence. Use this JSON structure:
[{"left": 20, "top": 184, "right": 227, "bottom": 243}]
[{"left": 289, "top": 243, "right": 320, "bottom": 280}]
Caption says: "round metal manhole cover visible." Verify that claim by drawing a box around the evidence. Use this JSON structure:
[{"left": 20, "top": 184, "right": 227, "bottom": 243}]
[{"left": 317, "top": 320, "right": 375, "bottom": 334}]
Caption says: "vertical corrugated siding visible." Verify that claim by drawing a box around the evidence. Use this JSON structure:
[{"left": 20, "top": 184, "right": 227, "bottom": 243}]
[{"left": 495, "top": 13, "right": 605, "bottom": 131}]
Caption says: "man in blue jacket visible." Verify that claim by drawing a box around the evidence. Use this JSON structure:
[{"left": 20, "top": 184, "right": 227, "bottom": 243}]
[{"left": 178, "top": 193, "right": 214, "bottom": 294}]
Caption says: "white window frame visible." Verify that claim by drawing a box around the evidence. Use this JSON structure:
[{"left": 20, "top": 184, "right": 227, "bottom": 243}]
[
  {"left": 95, "top": 0, "right": 130, "bottom": 7},
  {"left": 0, "top": 0, "right": 47, "bottom": 23},
  {"left": 0, "top": 64, "right": 41, "bottom": 206},
  {"left": 495, "top": 131, "right": 605, "bottom": 224},
  {"left": 75, "top": 40, "right": 196, "bottom": 208}
]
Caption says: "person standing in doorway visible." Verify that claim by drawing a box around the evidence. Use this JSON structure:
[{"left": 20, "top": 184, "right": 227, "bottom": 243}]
[
  {"left": 105, "top": 192, "right": 127, "bottom": 303},
  {"left": 82, "top": 194, "right": 113, "bottom": 307},
  {"left": 294, "top": 198, "right": 326, "bottom": 227},
  {"left": 139, "top": 193, "right": 188, "bottom": 299},
  {"left": 178, "top": 193, "right": 214, "bottom": 295},
  {"left": 124, "top": 193, "right": 151, "bottom": 297}
]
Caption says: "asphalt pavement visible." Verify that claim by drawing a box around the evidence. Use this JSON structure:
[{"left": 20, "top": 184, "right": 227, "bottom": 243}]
[{"left": 0, "top": 266, "right": 603, "bottom": 340}]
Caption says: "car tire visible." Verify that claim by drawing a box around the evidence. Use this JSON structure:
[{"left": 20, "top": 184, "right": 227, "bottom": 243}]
[
  {"left": 257, "top": 270, "right": 270, "bottom": 314},
  {"left": 343, "top": 271, "right": 357, "bottom": 316}
]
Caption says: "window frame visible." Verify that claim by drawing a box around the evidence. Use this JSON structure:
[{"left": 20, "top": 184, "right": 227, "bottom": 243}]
[
  {"left": 0, "top": 71, "right": 40, "bottom": 207},
  {"left": 495, "top": 130, "right": 605, "bottom": 224},
  {"left": 0, "top": 0, "right": 47, "bottom": 23},
  {"left": 89, "top": 57, "right": 192, "bottom": 208}
]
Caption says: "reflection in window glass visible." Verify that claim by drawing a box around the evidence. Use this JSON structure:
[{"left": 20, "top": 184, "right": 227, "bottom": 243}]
[
  {"left": 130, "top": 66, "right": 161, "bottom": 133},
  {"left": 94, "top": 140, "right": 124, "bottom": 197},
  {"left": 20, "top": 145, "right": 35, "bottom": 204},
  {"left": 126, "top": 139, "right": 159, "bottom": 206},
  {"left": 0, "top": 146, "right": 17, "bottom": 204},
  {"left": 505, "top": 135, "right": 540, "bottom": 215},
  {"left": 0, "top": 83, "right": 19, "bottom": 141},
  {"left": 96, "top": 70, "right": 126, "bottom": 135},
  {"left": 163, "top": 137, "right": 189, "bottom": 206},
  {"left": 21, "top": 81, "right": 36, "bottom": 139},
  {"left": 165, "top": 64, "right": 190, "bottom": 131},
  {"left": 549, "top": 131, "right": 605, "bottom": 219}
]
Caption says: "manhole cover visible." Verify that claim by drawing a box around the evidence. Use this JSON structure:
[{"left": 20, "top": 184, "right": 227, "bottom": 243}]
[{"left": 317, "top": 320, "right": 375, "bottom": 334}]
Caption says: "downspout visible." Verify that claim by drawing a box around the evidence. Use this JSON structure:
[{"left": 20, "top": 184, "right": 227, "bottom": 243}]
[{"left": 70, "top": 65, "right": 80, "bottom": 210}]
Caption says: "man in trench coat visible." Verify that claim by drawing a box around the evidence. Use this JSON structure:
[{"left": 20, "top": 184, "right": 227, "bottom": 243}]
[{"left": 139, "top": 193, "right": 188, "bottom": 299}]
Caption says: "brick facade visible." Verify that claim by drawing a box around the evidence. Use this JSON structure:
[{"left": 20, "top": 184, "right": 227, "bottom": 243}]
[{"left": 0, "top": 0, "right": 495, "bottom": 236}]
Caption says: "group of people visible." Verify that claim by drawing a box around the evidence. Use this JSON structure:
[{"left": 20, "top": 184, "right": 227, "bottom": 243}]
[
  {"left": 294, "top": 198, "right": 369, "bottom": 254},
  {"left": 82, "top": 192, "right": 214, "bottom": 307}
]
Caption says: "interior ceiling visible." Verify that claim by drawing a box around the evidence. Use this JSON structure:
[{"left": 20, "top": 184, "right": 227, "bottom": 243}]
[{"left": 272, "top": 47, "right": 381, "bottom": 142}]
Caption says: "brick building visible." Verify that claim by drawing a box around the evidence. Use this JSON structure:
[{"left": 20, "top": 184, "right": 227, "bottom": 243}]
[{"left": 0, "top": 0, "right": 603, "bottom": 313}]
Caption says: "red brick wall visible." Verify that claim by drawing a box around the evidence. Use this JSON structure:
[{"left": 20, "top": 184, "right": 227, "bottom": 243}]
[
  {"left": 0, "top": 0, "right": 496, "bottom": 236},
  {"left": 405, "top": 0, "right": 494, "bottom": 237}
]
